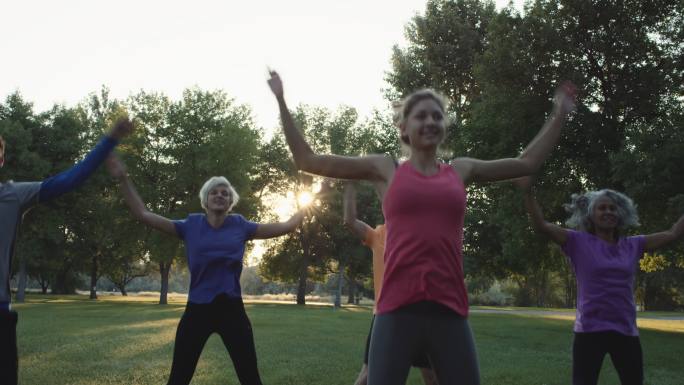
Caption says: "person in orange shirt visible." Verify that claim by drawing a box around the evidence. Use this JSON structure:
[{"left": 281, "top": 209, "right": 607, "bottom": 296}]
[{"left": 344, "top": 182, "right": 438, "bottom": 385}]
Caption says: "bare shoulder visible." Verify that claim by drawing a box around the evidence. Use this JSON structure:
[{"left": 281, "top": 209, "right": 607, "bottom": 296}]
[
  {"left": 365, "top": 154, "right": 396, "bottom": 200},
  {"left": 365, "top": 154, "right": 396, "bottom": 182},
  {"left": 450, "top": 157, "right": 476, "bottom": 185}
]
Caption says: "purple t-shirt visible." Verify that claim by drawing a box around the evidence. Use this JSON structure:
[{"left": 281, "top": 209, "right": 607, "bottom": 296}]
[
  {"left": 561, "top": 230, "right": 646, "bottom": 336},
  {"left": 173, "top": 213, "right": 258, "bottom": 304}
]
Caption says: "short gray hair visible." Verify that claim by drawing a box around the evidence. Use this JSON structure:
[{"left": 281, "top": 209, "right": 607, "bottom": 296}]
[
  {"left": 199, "top": 176, "right": 239, "bottom": 211},
  {"left": 564, "top": 189, "right": 639, "bottom": 233}
]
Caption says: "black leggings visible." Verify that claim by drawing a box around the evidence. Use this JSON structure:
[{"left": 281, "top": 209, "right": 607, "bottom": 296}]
[
  {"left": 368, "top": 302, "right": 480, "bottom": 385},
  {"left": 363, "top": 315, "right": 431, "bottom": 368},
  {"left": 573, "top": 331, "right": 643, "bottom": 385},
  {"left": 167, "top": 295, "right": 263, "bottom": 385},
  {"left": 0, "top": 310, "right": 18, "bottom": 385}
]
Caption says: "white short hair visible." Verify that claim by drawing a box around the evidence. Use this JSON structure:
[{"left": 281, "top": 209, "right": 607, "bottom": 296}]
[{"left": 199, "top": 176, "right": 239, "bottom": 211}]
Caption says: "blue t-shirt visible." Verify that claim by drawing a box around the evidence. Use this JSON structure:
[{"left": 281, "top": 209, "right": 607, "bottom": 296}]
[{"left": 173, "top": 213, "right": 258, "bottom": 304}]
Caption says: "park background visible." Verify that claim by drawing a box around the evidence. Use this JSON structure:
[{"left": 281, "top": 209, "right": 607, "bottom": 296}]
[{"left": 1, "top": 0, "right": 683, "bottom": 384}]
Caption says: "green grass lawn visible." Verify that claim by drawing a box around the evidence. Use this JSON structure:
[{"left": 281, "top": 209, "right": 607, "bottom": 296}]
[{"left": 13, "top": 295, "right": 684, "bottom": 384}]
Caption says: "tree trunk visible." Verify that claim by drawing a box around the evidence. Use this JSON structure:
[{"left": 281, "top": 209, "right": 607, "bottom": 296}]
[
  {"left": 334, "top": 260, "right": 344, "bottom": 308},
  {"left": 15, "top": 257, "right": 27, "bottom": 303},
  {"left": 642, "top": 276, "right": 652, "bottom": 311},
  {"left": 347, "top": 278, "right": 355, "bottom": 304},
  {"left": 89, "top": 255, "right": 98, "bottom": 300},
  {"left": 296, "top": 267, "right": 307, "bottom": 305},
  {"left": 38, "top": 273, "right": 49, "bottom": 294},
  {"left": 296, "top": 226, "right": 311, "bottom": 305},
  {"left": 52, "top": 267, "right": 77, "bottom": 294},
  {"left": 119, "top": 285, "right": 128, "bottom": 296},
  {"left": 159, "top": 261, "right": 170, "bottom": 305}
]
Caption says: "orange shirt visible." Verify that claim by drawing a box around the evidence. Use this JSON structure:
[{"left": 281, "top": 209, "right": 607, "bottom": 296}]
[{"left": 362, "top": 224, "right": 386, "bottom": 312}]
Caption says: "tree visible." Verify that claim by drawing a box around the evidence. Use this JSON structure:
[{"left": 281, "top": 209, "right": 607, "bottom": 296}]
[
  {"left": 123, "top": 88, "right": 261, "bottom": 304},
  {"left": 385, "top": 0, "right": 684, "bottom": 306}
]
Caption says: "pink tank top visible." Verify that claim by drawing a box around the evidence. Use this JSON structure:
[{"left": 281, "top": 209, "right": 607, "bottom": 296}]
[{"left": 377, "top": 161, "right": 468, "bottom": 316}]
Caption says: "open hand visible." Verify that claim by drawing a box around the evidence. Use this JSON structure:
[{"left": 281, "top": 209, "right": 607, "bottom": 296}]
[
  {"left": 108, "top": 117, "right": 134, "bottom": 140},
  {"left": 553, "top": 81, "right": 578, "bottom": 117},
  {"left": 267, "top": 70, "right": 284, "bottom": 99}
]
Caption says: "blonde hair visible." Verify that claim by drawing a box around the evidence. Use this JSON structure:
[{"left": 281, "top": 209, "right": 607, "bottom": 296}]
[
  {"left": 0, "top": 135, "right": 5, "bottom": 152},
  {"left": 199, "top": 176, "right": 239, "bottom": 211},
  {"left": 394, "top": 89, "right": 448, "bottom": 145}
]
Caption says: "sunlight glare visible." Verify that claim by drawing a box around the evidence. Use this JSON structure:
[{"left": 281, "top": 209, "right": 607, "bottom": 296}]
[{"left": 298, "top": 191, "right": 314, "bottom": 207}]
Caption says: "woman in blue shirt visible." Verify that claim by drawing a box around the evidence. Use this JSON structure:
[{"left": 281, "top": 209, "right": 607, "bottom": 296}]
[{"left": 106, "top": 155, "right": 307, "bottom": 385}]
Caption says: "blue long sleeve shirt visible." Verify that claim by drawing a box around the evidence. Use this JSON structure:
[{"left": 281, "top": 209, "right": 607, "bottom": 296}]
[{"left": 0, "top": 136, "right": 118, "bottom": 310}]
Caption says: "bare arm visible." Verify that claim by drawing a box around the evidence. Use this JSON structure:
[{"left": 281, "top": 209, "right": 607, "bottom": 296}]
[
  {"left": 455, "top": 82, "right": 577, "bottom": 185},
  {"left": 106, "top": 155, "right": 178, "bottom": 237},
  {"left": 343, "top": 182, "right": 372, "bottom": 240},
  {"left": 514, "top": 177, "right": 568, "bottom": 245},
  {"left": 268, "top": 70, "right": 394, "bottom": 182},
  {"left": 644, "top": 213, "right": 684, "bottom": 251},
  {"left": 252, "top": 210, "right": 305, "bottom": 239}
]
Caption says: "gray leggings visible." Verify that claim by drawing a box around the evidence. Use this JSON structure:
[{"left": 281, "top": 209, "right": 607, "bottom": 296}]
[{"left": 367, "top": 302, "right": 480, "bottom": 385}]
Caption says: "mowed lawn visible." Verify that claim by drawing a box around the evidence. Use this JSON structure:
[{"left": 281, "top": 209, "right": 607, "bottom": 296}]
[{"left": 13, "top": 295, "right": 684, "bottom": 385}]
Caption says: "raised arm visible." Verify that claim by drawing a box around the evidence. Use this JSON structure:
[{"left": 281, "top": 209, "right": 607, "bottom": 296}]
[
  {"left": 514, "top": 176, "right": 568, "bottom": 245},
  {"left": 644, "top": 213, "right": 684, "bottom": 251},
  {"left": 106, "top": 155, "right": 178, "bottom": 237},
  {"left": 38, "top": 117, "right": 134, "bottom": 202},
  {"left": 455, "top": 82, "right": 577, "bottom": 185},
  {"left": 343, "top": 182, "right": 373, "bottom": 240},
  {"left": 267, "top": 70, "right": 394, "bottom": 182},
  {"left": 252, "top": 209, "right": 305, "bottom": 239}
]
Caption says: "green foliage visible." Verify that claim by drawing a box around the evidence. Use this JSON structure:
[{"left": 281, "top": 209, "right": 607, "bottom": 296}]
[
  {"left": 258, "top": 105, "right": 398, "bottom": 303},
  {"left": 1, "top": 86, "right": 263, "bottom": 300},
  {"left": 3, "top": 0, "right": 683, "bottom": 309},
  {"left": 386, "top": 0, "right": 684, "bottom": 308}
]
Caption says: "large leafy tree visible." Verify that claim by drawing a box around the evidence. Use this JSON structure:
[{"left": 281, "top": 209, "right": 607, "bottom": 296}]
[
  {"left": 386, "top": 0, "right": 684, "bottom": 307},
  {"left": 259, "top": 105, "right": 399, "bottom": 305},
  {"left": 123, "top": 88, "right": 261, "bottom": 304}
]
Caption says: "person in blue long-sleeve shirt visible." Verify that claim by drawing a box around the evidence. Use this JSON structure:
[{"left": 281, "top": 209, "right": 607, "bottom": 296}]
[{"left": 0, "top": 117, "right": 133, "bottom": 385}]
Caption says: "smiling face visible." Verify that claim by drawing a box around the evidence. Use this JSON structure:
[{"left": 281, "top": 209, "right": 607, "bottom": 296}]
[
  {"left": 400, "top": 97, "right": 446, "bottom": 150},
  {"left": 206, "top": 185, "right": 232, "bottom": 213},
  {"left": 591, "top": 195, "right": 620, "bottom": 232},
  {"left": 199, "top": 176, "right": 239, "bottom": 213}
]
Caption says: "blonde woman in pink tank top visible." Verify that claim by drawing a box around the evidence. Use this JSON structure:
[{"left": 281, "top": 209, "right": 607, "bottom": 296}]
[{"left": 268, "top": 70, "right": 576, "bottom": 385}]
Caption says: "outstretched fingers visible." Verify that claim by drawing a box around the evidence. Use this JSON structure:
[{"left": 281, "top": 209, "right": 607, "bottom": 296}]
[
  {"left": 267, "top": 69, "right": 284, "bottom": 98},
  {"left": 554, "top": 81, "right": 578, "bottom": 116}
]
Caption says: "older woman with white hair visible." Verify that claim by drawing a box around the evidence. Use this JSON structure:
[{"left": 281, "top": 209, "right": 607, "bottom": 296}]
[
  {"left": 106, "top": 155, "right": 307, "bottom": 385},
  {"left": 514, "top": 177, "right": 684, "bottom": 385}
]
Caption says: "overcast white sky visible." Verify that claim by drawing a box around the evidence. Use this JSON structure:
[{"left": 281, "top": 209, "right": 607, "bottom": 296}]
[{"left": 1, "top": 0, "right": 523, "bottom": 130}]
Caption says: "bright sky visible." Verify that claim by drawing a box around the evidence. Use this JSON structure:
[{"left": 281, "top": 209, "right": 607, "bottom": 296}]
[
  {"left": 1, "top": 0, "right": 522, "bottom": 131},
  {"left": 2, "top": 0, "right": 522, "bottom": 266}
]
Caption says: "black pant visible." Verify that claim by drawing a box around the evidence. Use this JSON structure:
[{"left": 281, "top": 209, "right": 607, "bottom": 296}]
[
  {"left": 0, "top": 310, "right": 18, "bottom": 385},
  {"left": 573, "top": 331, "right": 643, "bottom": 385},
  {"left": 167, "top": 295, "right": 263, "bottom": 385},
  {"left": 363, "top": 315, "right": 430, "bottom": 368},
  {"left": 368, "top": 301, "right": 480, "bottom": 385}
]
